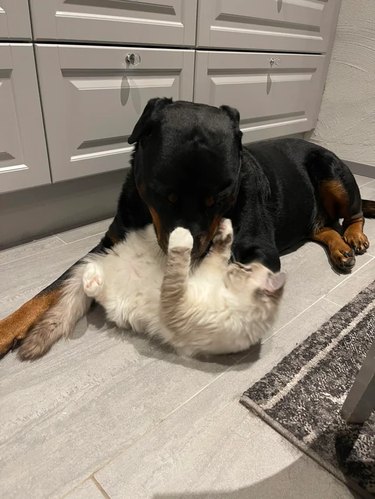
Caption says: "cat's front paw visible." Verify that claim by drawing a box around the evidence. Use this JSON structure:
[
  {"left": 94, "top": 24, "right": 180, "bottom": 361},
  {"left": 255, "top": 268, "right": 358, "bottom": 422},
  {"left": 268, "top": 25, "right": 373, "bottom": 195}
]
[
  {"left": 168, "top": 227, "right": 194, "bottom": 251},
  {"left": 82, "top": 262, "right": 104, "bottom": 297},
  {"left": 213, "top": 218, "right": 233, "bottom": 247}
]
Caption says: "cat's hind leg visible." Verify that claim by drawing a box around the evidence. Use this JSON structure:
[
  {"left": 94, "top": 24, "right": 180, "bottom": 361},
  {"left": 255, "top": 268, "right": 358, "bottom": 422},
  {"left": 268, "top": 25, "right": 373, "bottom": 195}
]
[{"left": 82, "top": 261, "right": 104, "bottom": 297}]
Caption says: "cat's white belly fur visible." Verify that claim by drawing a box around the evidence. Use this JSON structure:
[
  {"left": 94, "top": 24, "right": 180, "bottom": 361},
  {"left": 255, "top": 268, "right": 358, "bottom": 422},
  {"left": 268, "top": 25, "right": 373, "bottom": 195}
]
[
  {"left": 92, "top": 247, "right": 166, "bottom": 339},
  {"left": 80, "top": 223, "right": 285, "bottom": 356}
]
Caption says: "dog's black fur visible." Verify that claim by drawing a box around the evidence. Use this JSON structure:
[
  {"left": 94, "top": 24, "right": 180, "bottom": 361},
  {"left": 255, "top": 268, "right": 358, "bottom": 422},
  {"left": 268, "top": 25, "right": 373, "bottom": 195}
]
[
  {"left": 1, "top": 98, "right": 375, "bottom": 357},
  {"left": 103, "top": 98, "right": 374, "bottom": 273}
]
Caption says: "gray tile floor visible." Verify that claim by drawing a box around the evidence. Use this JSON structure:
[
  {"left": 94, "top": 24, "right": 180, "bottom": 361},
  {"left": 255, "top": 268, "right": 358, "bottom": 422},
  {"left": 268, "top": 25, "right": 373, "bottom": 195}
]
[{"left": 1, "top": 175, "right": 374, "bottom": 499}]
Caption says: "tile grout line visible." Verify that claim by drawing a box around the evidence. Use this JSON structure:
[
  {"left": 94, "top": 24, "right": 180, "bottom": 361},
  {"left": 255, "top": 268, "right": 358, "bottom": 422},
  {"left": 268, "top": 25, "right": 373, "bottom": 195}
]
[
  {"left": 54, "top": 235, "right": 68, "bottom": 245},
  {"left": 57, "top": 231, "right": 105, "bottom": 245},
  {"left": 358, "top": 179, "right": 375, "bottom": 188},
  {"left": 89, "top": 363, "right": 246, "bottom": 482},
  {"left": 0, "top": 232, "right": 104, "bottom": 268},
  {"left": 59, "top": 476, "right": 110, "bottom": 499},
  {"left": 323, "top": 296, "right": 342, "bottom": 307},
  {"left": 0, "top": 237, "right": 64, "bottom": 267},
  {"left": 264, "top": 255, "right": 374, "bottom": 344},
  {"left": 91, "top": 475, "right": 112, "bottom": 499},
  {"left": 325, "top": 256, "right": 374, "bottom": 296},
  {"left": 263, "top": 296, "right": 326, "bottom": 345}
]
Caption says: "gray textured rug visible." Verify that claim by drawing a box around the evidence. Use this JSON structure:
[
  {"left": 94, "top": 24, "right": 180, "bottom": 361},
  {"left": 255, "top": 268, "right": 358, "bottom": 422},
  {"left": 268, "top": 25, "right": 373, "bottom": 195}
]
[{"left": 241, "top": 280, "right": 375, "bottom": 498}]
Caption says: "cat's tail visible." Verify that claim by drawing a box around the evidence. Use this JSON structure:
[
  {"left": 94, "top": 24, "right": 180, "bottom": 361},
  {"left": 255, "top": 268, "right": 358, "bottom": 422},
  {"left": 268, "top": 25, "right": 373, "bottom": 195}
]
[
  {"left": 18, "top": 263, "right": 91, "bottom": 360},
  {"left": 362, "top": 199, "right": 375, "bottom": 218}
]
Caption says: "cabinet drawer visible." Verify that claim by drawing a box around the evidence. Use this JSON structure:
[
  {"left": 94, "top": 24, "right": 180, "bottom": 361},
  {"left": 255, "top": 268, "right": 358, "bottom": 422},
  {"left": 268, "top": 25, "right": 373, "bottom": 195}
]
[
  {"left": 194, "top": 51, "right": 326, "bottom": 143},
  {"left": 30, "top": 0, "right": 197, "bottom": 47},
  {"left": 197, "top": 0, "right": 340, "bottom": 53},
  {"left": 0, "top": 44, "right": 50, "bottom": 193},
  {"left": 36, "top": 45, "right": 194, "bottom": 182},
  {"left": 0, "top": 0, "right": 32, "bottom": 40}
]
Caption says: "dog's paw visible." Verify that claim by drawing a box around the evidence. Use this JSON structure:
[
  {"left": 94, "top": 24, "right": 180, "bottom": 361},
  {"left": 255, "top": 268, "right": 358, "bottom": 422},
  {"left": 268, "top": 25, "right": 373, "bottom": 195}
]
[
  {"left": 213, "top": 218, "right": 233, "bottom": 247},
  {"left": 343, "top": 231, "right": 369, "bottom": 255},
  {"left": 331, "top": 247, "right": 356, "bottom": 273},
  {"left": 82, "top": 262, "right": 103, "bottom": 297},
  {"left": 168, "top": 227, "right": 193, "bottom": 251}
]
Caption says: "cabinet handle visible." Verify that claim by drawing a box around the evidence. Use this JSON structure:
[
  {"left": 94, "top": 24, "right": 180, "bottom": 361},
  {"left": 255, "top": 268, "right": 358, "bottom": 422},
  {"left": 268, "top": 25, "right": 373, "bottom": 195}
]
[
  {"left": 269, "top": 57, "right": 280, "bottom": 67},
  {"left": 126, "top": 53, "right": 141, "bottom": 66}
]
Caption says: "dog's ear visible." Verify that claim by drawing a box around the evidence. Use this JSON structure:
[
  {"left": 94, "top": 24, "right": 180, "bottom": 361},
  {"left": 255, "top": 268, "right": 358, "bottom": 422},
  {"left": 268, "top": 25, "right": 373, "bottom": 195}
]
[
  {"left": 220, "top": 105, "right": 243, "bottom": 141},
  {"left": 220, "top": 105, "right": 240, "bottom": 126},
  {"left": 128, "top": 97, "right": 172, "bottom": 144}
]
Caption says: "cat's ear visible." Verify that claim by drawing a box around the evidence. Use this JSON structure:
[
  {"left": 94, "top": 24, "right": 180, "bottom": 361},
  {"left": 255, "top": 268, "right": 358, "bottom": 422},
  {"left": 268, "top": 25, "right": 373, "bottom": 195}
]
[
  {"left": 128, "top": 97, "right": 173, "bottom": 144},
  {"left": 262, "top": 272, "right": 286, "bottom": 298}
]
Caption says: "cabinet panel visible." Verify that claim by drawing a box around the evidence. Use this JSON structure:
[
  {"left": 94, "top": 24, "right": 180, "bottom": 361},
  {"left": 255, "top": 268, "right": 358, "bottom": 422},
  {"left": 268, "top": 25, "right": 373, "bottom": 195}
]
[
  {"left": 30, "top": 0, "right": 197, "bottom": 47},
  {"left": 36, "top": 44, "right": 194, "bottom": 182},
  {"left": 0, "top": 0, "right": 32, "bottom": 40},
  {"left": 195, "top": 51, "right": 326, "bottom": 143},
  {"left": 197, "top": 0, "right": 340, "bottom": 53},
  {"left": 0, "top": 44, "right": 50, "bottom": 194}
]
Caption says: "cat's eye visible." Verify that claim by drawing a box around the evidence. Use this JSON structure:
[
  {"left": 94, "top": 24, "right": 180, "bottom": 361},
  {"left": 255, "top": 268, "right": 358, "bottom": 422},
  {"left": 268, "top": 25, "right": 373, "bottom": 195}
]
[
  {"left": 168, "top": 193, "right": 178, "bottom": 204},
  {"left": 236, "top": 262, "right": 252, "bottom": 272}
]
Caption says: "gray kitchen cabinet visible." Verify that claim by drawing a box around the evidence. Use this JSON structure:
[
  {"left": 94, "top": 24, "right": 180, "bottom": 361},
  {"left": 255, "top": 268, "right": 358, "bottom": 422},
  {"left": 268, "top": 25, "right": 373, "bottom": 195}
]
[
  {"left": 0, "top": 1, "right": 340, "bottom": 191},
  {"left": 30, "top": 0, "right": 197, "bottom": 47},
  {"left": 35, "top": 44, "right": 194, "bottom": 182},
  {"left": 197, "top": 0, "right": 340, "bottom": 54},
  {"left": 0, "top": 44, "right": 50, "bottom": 194},
  {"left": 194, "top": 51, "right": 326, "bottom": 143},
  {"left": 0, "top": 0, "right": 32, "bottom": 40}
]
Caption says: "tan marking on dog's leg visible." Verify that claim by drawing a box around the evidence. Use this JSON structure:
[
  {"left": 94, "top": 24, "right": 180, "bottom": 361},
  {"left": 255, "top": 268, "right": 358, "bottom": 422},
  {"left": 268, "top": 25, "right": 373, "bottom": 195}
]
[
  {"left": 343, "top": 217, "right": 369, "bottom": 255},
  {"left": 0, "top": 290, "right": 61, "bottom": 355},
  {"left": 319, "top": 180, "right": 350, "bottom": 220},
  {"left": 312, "top": 227, "right": 355, "bottom": 272}
]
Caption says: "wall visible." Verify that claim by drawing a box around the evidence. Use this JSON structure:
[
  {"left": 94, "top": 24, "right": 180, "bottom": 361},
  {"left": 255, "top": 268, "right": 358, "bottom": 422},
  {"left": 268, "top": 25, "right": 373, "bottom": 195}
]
[
  {"left": 0, "top": 170, "right": 124, "bottom": 249},
  {"left": 308, "top": 0, "right": 375, "bottom": 167}
]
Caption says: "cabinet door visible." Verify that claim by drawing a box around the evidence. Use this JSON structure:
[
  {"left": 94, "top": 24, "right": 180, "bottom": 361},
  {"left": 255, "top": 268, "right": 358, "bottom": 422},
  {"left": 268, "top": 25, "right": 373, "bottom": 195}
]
[
  {"left": 0, "top": 44, "right": 50, "bottom": 194},
  {"left": 0, "top": 0, "right": 32, "bottom": 39},
  {"left": 195, "top": 51, "right": 325, "bottom": 143},
  {"left": 30, "top": 0, "right": 197, "bottom": 47},
  {"left": 35, "top": 45, "right": 194, "bottom": 182},
  {"left": 197, "top": 0, "right": 340, "bottom": 53}
]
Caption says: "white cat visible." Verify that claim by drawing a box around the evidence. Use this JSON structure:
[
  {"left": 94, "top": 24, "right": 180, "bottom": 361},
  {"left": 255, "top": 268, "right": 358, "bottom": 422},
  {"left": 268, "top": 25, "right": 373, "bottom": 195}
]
[
  {"left": 20, "top": 219, "right": 285, "bottom": 358},
  {"left": 77, "top": 218, "right": 286, "bottom": 356}
]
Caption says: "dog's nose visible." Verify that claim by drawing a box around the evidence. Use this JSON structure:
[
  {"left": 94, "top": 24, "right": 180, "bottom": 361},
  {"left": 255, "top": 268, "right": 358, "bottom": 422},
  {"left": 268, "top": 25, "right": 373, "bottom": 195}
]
[{"left": 186, "top": 223, "right": 202, "bottom": 239}]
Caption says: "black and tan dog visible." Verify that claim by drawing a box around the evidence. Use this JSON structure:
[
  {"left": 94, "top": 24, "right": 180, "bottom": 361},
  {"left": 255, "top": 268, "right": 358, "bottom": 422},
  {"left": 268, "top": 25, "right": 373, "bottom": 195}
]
[{"left": 1, "top": 98, "right": 374, "bottom": 359}]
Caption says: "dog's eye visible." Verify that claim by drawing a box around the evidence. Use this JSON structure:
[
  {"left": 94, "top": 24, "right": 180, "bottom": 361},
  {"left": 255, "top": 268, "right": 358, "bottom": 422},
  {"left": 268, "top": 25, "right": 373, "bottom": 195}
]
[
  {"left": 205, "top": 196, "right": 215, "bottom": 207},
  {"left": 168, "top": 193, "right": 178, "bottom": 204}
]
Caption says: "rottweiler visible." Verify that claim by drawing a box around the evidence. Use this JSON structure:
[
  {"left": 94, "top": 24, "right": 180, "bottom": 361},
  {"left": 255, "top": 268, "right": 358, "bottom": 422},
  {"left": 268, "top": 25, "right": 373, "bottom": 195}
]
[{"left": 1, "top": 98, "right": 374, "bottom": 359}]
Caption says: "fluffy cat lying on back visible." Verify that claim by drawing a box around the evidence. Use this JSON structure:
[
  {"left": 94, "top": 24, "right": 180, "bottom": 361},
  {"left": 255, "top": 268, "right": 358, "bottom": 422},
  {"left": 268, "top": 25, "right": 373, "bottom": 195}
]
[{"left": 27, "top": 219, "right": 286, "bottom": 357}]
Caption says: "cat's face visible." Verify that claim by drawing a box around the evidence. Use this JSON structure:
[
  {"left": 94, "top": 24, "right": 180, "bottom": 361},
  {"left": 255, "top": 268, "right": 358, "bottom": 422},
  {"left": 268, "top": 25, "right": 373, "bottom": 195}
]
[{"left": 225, "top": 262, "right": 286, "bottom": 304}]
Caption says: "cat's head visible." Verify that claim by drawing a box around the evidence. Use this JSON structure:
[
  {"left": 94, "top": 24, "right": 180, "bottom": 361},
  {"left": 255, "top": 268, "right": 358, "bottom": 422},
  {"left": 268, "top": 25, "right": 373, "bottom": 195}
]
[{"left": 225, "top": 262, "right": 286, "bottom": 305}]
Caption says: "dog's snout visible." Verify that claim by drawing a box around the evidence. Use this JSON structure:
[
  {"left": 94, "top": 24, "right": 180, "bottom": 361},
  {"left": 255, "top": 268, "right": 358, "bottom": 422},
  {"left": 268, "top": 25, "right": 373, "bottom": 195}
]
[{"left": 186, "top": 223, "right": 203, "bottom": 239}]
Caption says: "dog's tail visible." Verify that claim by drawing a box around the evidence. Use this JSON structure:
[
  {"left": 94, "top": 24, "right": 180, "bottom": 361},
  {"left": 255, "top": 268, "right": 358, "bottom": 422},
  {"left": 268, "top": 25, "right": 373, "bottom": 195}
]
[
  {"left": 18, "top": 264, "right": 91, "bottom": 360},
  {"left": 362, "top": 199, "right": 375, "bottom": 218}
]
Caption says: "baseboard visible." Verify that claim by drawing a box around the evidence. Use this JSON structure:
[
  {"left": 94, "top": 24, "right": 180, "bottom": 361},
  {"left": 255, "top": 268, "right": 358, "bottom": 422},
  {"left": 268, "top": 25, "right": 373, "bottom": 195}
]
[
  {"left": 344, "top": 160, "right": 375, "bottom": 179},
  {"left": 0, "top": 170, "right": 126, "bottom": 249},
  {"left": 2, "top": 158, "right": 373, "bottom": 250}
]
